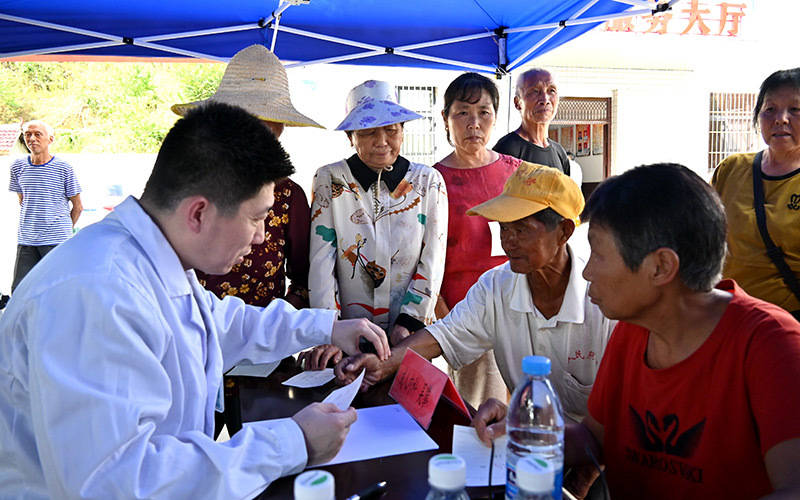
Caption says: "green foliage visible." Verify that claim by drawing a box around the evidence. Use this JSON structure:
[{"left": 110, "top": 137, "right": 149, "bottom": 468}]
[
  {"left": 177, "top": 64, "right": 225, "bottom": 102},
  {"left": 0, "top": 60, "right": 225, "bottom": 153}
]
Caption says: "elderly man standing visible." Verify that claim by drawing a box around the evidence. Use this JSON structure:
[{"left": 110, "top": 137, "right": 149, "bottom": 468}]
[
  {"left": 8, "top": 120, "right": 82, "bottom": 292},
  {"left": 0, "top": 103, "right": 390, "bottom": 499},
  {"left": 336, "top": 163, "right": 615, "bottom": 421},
  {"left": 493, "top": 68, "right": 571, "bottom": 176}
]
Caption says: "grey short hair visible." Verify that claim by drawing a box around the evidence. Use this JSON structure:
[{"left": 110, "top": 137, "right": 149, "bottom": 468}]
[{"left": 23, "top": 120, "right": 54, "bottom": 139}]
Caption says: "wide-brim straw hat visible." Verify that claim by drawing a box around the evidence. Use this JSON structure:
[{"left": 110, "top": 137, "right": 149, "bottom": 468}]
[
  {"left": 334, "top": 80, "right": 422, "bottom": 131},
  {"left": 467, "top": 162, "right": 585, "bottom": 224},
  {"left": 171, "top": 45, "right": 323, "bottom": 128}
]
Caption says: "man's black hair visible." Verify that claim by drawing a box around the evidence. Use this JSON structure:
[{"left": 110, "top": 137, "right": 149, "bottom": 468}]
[
  {"left": 582, "top": 163, "right": 727, "bottom": 292},
  {"left": 141, "top": 102, "right": 294, "bottom": 215},
  {"left": 530, "top": 207, "right": 565, "bottom": 231}
]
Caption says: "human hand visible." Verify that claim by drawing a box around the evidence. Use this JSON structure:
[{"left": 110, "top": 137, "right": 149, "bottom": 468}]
[
  {"left": 297, "top": 344, "right": 343, "bottom": 370},
  {"left": 472, "top": 397, "right": 508, "bottom": 447},
  {"left": 331, "top": 318, "right": 390, "bottom": 361},
  {"left": 292, "top": 402, "right": 357, "bottom": 466},
  {"left": 389, "top": 324, "right": 411, "bottom": 346},
  {"left": 334, "top": 353, "right": 390, "bottom": 391}
]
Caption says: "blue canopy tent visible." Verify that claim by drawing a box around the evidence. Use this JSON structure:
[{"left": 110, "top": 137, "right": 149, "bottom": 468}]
[{"left": 0, "top": 0, "right": 675, "bottom": 73}]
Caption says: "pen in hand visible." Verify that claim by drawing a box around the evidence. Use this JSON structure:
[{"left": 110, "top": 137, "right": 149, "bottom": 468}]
[{"left": 345, "top": 480, "right": 388, "bottom": 500}]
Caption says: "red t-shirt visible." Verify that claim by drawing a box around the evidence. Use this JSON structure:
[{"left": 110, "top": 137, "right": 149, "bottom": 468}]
[
  {"left": 433, "top": 154, "right": 521, "bottom": 307},
  {"left": 587, "top": 280, "right": 800, "bottom": 499}
]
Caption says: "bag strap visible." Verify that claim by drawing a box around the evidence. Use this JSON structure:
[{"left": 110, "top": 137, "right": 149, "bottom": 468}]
[{"left": 751, "top": 151, "right": 800, "bottom": 303}]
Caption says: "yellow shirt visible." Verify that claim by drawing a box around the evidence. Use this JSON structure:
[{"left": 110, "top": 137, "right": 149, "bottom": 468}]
[{"left": 712, "top": 152, "right": 800, "bottom": 312}]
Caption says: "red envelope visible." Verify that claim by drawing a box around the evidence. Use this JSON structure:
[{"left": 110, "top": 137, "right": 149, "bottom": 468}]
[{"left": 389, "top": 349, "right": 470, "bottom": 429}]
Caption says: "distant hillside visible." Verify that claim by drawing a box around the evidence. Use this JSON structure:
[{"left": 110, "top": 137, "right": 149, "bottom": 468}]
[{"left": 0, "top": 61, "right": 224, "bottom": 153}]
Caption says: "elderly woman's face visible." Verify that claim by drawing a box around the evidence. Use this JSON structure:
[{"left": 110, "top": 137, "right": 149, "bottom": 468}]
[
  {"left": 350, "top": 123, "right": 403, "bottom": 170},
  {"left": 758, "top": 86, "right": 800, "bottom": 154},
  {"left": 444, "top": 89, "right": 496, "bottom": 156}
]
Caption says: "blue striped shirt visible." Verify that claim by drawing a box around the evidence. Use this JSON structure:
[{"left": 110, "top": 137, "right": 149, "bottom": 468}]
[{"left": 8, "top": 156, "right": 81, "bottom": 245}]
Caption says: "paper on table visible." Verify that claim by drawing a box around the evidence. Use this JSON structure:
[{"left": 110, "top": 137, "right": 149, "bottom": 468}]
[
  {"left": 452, "top": 424, "right": 508, "bottom": 487},
  {"left": 317, "top": 404, "right": 438, "bottom": 466},
  {"left": 282, "top": 368, "right": 336, "bottom": 388},
  {"left": 226, "top": 360, "right": 280, "bottom": 378},
  {"left": 322, "top": 369, "right": 364, "bottom": 410}
]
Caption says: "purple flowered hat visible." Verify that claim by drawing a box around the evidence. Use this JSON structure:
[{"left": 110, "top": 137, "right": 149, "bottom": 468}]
[{"left": 334, "top": 80, "right": 423, "bottom": 131}]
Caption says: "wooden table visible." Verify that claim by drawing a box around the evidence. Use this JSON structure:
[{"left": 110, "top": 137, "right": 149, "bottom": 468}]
[{"left": 232, "top": 363, "right": 504, "bottom": 499}]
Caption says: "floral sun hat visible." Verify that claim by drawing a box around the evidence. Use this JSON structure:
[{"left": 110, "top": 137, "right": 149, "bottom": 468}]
[{"left": 334, "top": 80, "right": 423, "bottom": 131}]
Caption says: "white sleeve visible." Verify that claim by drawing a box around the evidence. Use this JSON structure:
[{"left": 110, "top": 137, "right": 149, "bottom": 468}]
[
  {"left": 400, "top": 167, "right": 448, "bottom": 325},
  {"left": 308, "top": 167, "right": 341, "bottom": 312},
  {"left": 196, "top": 282, "right": 335, "bottom": 371},
  {"left": 26, "top": 277, "right": 307, "bottom": 499},
  {"left": 426, "top": 268, "right": 496, "bottom": 369}
]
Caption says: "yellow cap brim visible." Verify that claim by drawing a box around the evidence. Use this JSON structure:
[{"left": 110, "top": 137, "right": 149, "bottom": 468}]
[{"left": 466, "top": 194, "right": 550, "bottom": 222}]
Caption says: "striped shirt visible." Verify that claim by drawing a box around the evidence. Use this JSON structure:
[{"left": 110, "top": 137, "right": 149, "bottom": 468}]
[{"left": 9, "top": 156, "right": 81, "bottom": 245}]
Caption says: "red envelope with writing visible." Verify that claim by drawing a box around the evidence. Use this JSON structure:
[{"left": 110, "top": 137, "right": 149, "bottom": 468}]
[{"left": 389, "top": 349, "right": 470, "bottom": 429}]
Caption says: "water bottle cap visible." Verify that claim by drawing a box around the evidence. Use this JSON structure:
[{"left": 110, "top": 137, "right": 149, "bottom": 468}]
[
  {"left": 294, "top": 470, "right": 335, "bottom": 500},
  {"left": 516, "top": 456, "right": 554, "bottom": 494},
  {"left": 522, "top": 355, "right": 551, "bottom": 376},
  {"left": 428, "top": 454, "right": 467, "bottom": 491}
]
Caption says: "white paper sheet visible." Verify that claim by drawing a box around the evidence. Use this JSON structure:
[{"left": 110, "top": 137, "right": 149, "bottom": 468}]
[
  {"left": 282, "top": 368, "right": 336, "bottom": 388},
  {"left": 322, "top": 369, "right": 364, "bottom": 410},
  {"left": 318, "top": 404, "right": 439, "bottom": 466},
  {"left": 488, "top": 221, "right": 505, "bottom": 257},
  {"left": 226, "top": 360, "right": 280, "bottom": 378},
  {"left": 452, "top": 424, "right": 508, "bottom": 487}
]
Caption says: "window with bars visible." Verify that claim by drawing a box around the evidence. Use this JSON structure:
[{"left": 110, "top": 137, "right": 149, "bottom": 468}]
[
  {"left": 396, "top": 85, "right": 437, "bottom": 165},
  {"left": 708, "top": 92, "right": 762, "bottom": 170}
]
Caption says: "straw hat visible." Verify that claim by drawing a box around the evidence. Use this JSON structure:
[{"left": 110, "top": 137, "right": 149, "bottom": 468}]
[
  {"left": 171, "top": 45, "right": 323, "bottom": 128},
  {"left": 467, "top": 162, "right": 584, "bottom": 224},
  {"left": 334, "top": 80, "right": 422, "bottom": 131}
]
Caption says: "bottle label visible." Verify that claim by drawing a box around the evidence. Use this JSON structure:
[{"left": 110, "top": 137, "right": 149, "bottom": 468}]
[
  {"left": 506, "top": 459, "right": 563, "bottom": 500},
  {"left": 505, "top": 461, "right": 519, "bottom": 500}
]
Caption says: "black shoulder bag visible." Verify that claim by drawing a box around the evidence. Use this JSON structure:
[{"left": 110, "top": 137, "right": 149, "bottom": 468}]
[{"left": 751, "top": 151, "right": 800, "bottom": 305}]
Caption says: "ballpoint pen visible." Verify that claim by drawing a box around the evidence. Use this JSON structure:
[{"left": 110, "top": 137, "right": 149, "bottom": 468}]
[{"left": 345, "top": 480, "right": 388, "bottom": 500}]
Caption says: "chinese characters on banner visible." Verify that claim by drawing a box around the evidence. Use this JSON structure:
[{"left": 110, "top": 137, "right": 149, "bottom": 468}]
[{"left": 604, "top": 0, "right": 748, "bottom": 37}]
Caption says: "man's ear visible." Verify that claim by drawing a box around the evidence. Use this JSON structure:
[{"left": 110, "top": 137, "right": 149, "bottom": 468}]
[
  {"left": 557, "top": 218, "right": 576, "bottom": 245},
  {"left": 182, "top": 196, "right": 212, "bottom": 234},
  {"left": 646, "top": 248, "right": 680, "bottom": 287},
  {"left": 514, "top": 95, "right": 521, "bottom": 111}
]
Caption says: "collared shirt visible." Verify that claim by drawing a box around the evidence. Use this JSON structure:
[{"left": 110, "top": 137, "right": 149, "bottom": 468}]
[
  {"left": 0, "top": 196, "right": 336, "bottom": 499},
  {"left": 427, "top": 242, "right": 616, "bottom": 421},
  {"left": 8, "top": 155, "right": 81, "bottom": 245},
  {"left": 347, "top": 154, "right": 410, "bottom": 193},
  {"left": 309, "top": 158, "right": 448, "bottom": 331}
]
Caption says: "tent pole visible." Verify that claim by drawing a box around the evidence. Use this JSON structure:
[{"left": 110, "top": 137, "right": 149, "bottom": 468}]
[
  {"left": 396, "top": 31, "right": 494, "bottom": 51},
  {"left": 270, "top": 25, "right": 383, "bottom": 51},
  {"left": 285, "top": 50, "right": 384, "bottom": 68},
  {"left": 132, "top": 41, "right": 229, "bottom": 61},
  {"left": 1, "top": 41, "right": 121, "bottom": 59},
  {"left": 392, "top": 50, "right": 495, "bottom": 72},
  {"left": 0, "top": 13, "right": 119, "bottom": 41},
  {"left": 138, "top": 23, "right": 263, "bottom": 43}
]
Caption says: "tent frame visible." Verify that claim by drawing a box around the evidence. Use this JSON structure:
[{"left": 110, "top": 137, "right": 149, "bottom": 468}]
[{"left": 0, "top": 0, "right": 677, "bottom": 73}]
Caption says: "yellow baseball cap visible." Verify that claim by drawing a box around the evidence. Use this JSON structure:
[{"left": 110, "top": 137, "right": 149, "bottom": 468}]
[{"left": 466, "top": 162, "right": 584, "bottom": 224}]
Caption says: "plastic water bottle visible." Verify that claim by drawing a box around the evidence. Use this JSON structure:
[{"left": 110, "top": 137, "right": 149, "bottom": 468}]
[
  {"left": 516, "top": 456, "right": 555, "bottom": 499},
  {"left": 294, "top": 470, "right": 335, "bottom": 500},
  {"left": 506, "top": 355, "right": 564, "bottom": 500},
  {"left": 425, "top": 454, "right": 470, "bottom": 500}
]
